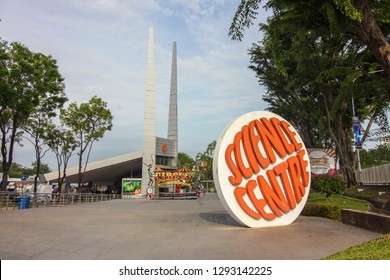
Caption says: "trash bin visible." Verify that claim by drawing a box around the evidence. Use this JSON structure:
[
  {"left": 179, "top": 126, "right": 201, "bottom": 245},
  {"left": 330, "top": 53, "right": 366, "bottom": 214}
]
[{"left": 18, "top": 196, "right": 30, "bottom": 209}]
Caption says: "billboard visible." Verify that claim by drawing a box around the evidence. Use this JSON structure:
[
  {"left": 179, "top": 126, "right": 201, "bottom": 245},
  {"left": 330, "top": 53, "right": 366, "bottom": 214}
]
[
  {"left": 213, "top": 111, "right": 311, "bottom": 228},
  {"left": 122, "top": 178, "right": 142, "bottom": 195},
  {"left": 307, "top": 148, "right": 337, "bottom": 175}
]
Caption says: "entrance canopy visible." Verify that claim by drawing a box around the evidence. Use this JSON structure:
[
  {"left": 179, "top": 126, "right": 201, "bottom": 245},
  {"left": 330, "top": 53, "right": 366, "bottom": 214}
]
[{"left": 43, "top": 151, "right": 143, "bottom": 184}]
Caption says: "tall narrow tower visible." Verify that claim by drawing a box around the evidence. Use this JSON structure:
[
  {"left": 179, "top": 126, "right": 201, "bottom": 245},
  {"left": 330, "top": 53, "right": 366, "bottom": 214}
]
[
  {"left": 168, "top": 42, "right": 178, "bottom": 168},
  {"left": 142, "top": 27, "right": 156, "bottom": 195}
]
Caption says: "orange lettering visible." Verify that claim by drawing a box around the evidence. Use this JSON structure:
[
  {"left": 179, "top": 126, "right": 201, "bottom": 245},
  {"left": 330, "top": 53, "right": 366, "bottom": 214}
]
[
  {"left": 286, "top": 156, "right": 305, "bottom": 203},
  {"left": 249, "top": 120, "right": 270, "bottom": 169},
  {"left": 258, "top": 174, "right": 290, "bottom": 217},
  {"left": 273, "top": 161, "right": 296, "bottom": 209},
  {"left": 254, "top": 120, "right": 277, "bottom": 163},
  {"left": 260, "top": 117, "right": 288, "bottom": 158},
  {"left": 234, "top": 131, "right": 253, "bottom": 179},
  {"left": 242, "top": 125, "right": 260, "bottom": 174},
  {"left": 234, "top": 186, "right": 262, "bottom": 219},
  {"left": 246, "top": 180, "right": 275, "bottom": 220},
  {"left": 225, "top": 143, "right": 242, "bottom": 186},
  {"left": 270, "top": 117, "right": 295, "bottom": 154},
  {"left": 226, "top": 116, "right": 310, "bottom": 223},
  {"left": 281, "top": 120, "right": 302, "bottom": 151}
]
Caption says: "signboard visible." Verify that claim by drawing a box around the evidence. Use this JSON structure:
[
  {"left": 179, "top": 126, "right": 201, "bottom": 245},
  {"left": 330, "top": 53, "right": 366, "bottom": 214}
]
[
  {"left": 352, "top": 116, "right": 362, "bottom": 149},
  {"left": 213, "top": 111, "right": 311, "bottom": 228},
  {"left": 122, "top": 178, "right": 142, "bottom": 195},
  {"left": 307, "top": 148, "right": 336, "bottom": 175},
  {"left": 154, "top": 168, "right": 194, "bottom": 186}
]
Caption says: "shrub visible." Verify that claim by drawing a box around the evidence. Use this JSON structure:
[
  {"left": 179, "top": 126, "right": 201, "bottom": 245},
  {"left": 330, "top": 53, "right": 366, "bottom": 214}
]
[
  {"left": 301, "top": 202, "right": 341, "bottom": 221},
  {"left": 311, "top": 174, "right": 346, "bottom": 200}
]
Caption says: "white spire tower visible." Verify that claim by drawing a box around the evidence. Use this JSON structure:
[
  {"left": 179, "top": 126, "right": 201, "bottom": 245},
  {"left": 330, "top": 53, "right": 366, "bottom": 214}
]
[
  {"left": 141, "top": 27, "right": 156, "bottom": 195},
  {"left": 168, "top": 41, "right": 178, "bottom": 168}
]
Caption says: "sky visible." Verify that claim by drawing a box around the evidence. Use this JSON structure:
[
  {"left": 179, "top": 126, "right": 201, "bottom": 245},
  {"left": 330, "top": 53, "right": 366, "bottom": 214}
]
[{"left": 0, "top": 0, "right": 271, "bottom": 170}]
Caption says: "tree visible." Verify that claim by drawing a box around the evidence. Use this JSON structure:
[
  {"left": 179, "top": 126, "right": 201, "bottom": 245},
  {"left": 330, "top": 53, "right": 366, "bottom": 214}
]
[
  {"left": 311, "top": 174, "right": 346, "bottom": 200},
  {"left": 46, "top": 124, "right": 77, "bottom": 193},
  {"left": 229, "top": 0, "right": 389, "bottom": 185},
  {"left": 23, "top": 109, "right": 66, "bottom": 192},
  {"left": 360, "top": 144, "right": 390, "bottom": 168},
  {"left": 229, "top": 0, "right": 390, "bottom": 80},
  {"left": 60, "top": 96, "right": 113, "bottom": 188},
  {"left": 31, "top": 161, "right": 51, "bottom": 175},
  {"left": 0, "top": 161, "right": 27, "bottom": 179},
  {"left": 22, "top": 63, "right": 67, "bottom": 192},
  {"left": 178, "top": 152, "right": 195, "bottom": 170},
  {"left": 0, "top": 40, "right": 65, "bottom": 191},
  {"left": 195, "top": 140, "right": 216, "bottom": 181},
  {"left": 0, "top": 161, "right": 50, "bottom": 178}
]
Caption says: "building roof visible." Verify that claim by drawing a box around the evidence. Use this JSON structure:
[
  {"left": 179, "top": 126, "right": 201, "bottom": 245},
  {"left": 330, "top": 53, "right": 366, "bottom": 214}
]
[{"left": 43, "top": 151, "right": 143, "bottom": 184}]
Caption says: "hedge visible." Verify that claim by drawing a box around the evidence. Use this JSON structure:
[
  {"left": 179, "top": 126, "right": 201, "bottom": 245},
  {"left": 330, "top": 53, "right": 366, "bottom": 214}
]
[{"left": 301, "top": 202, "right": 342, "bottom": 221}]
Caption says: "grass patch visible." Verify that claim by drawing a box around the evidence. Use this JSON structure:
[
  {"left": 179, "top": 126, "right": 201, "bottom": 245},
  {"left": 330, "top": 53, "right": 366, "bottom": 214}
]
[
  {"left": 323, "top": 234, "right": 390, "bottom": 260},
  {"left": 343, "top": 187, "right": 381, "bottom": 200},
  {"left": 307, "top": 193, "right": 369, "bottom": 211},
  {"left": 306, "top": 193, "right": 390, "bottom": 260}
]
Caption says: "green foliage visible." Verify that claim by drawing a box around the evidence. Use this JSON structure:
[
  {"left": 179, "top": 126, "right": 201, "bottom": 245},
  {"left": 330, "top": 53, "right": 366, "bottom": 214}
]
[
  {"left": 333, "top": 0, "right": 362, "bottom": 21},
  {"left": 307, "top": 192, "right": 369, "bottom": 211},
  {"left": 311, "top": 175, "right": 346, "bottom": 200},
  {"left": 30, "top": 161, "right": 51, "bottom": 174},
  {"left": 229, "top": 0, "right": 261, "bottom": 41},
  {"left": 0, "top": 40, "right": 65, "bottom": 190},
  {"left": 0, "top": 161, "right": 51, "bottom": 178},
  {"left": 195, "top": 141, "right": 216, "bottom": 181},
  {"left": 178, "top": 152, "right": 195, "bottom": 170},
  {"left": 231, "top": 0, "right": 390, "bottom": 187},
  {"left": 323, "top": 234, "right": 390, "bottom": 260},
  {"left": 343, "top": 186, "right": 385, "bottom": 200},
  {"left": 302, "top": 201, "right": 341, "bottom": 221},
  {"left": 359, "top": 144, "right": 390, "bottom": 168},
  {"left": 60, "top": 96, "right": 113, "bottom": 186}
]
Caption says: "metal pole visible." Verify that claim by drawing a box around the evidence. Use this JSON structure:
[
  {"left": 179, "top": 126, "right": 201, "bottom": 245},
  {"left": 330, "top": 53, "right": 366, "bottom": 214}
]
[
  {"left": 350, "top": 68, "right": 383, "bottom": 184},
  {"left": 352, "top": 85, "right": 361, "bottom": 185}
]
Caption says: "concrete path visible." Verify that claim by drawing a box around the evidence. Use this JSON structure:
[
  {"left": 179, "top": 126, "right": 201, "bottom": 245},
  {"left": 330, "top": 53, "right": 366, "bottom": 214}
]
[{"left": 0, "top": 194, "right": 381, "bottom": 260}]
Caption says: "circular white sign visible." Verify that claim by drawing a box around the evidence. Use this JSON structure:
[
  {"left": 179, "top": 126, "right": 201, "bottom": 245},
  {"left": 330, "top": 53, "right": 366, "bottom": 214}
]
[{"left": 213, "top": 111, "right": 311, "bottom": 228}]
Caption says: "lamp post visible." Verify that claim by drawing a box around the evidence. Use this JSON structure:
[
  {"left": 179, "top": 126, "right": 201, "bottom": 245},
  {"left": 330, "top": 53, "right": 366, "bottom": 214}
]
[{"left": 352, "top": 69, "right": 384, "bottom": 185}]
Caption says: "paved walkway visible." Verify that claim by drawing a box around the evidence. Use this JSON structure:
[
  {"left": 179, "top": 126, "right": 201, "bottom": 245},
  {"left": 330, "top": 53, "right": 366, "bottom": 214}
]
[{"left": 0, "top": 194, "right": 381, "bottom": 260}]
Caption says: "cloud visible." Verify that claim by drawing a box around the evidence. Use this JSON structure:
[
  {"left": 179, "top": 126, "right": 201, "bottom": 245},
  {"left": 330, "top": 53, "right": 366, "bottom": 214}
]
[{"left": 1, "top": 0, "right": 269, "bottom": 168}]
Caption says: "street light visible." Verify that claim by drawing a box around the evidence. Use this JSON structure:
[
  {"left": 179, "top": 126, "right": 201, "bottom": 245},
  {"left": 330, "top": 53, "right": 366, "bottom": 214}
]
[{"left": 351, "top": 69, "right": 384, "bottom": 184}]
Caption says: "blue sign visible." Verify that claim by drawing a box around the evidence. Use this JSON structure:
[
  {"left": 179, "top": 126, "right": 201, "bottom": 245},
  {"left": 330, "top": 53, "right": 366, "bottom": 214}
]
[
  {"left": 21, "top": 176, "right": 27, "bottom": 181},
  {"left": 353, "top": 122, "right": 362, "bottom": 148}
]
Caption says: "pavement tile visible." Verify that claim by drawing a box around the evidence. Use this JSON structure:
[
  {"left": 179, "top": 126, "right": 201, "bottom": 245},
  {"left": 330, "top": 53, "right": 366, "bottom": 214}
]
[{"left": 0, "top": 194, "right": 381, "bottom": 260}]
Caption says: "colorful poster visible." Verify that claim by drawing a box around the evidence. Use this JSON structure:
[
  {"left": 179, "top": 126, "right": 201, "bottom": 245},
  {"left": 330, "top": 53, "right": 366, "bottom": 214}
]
[{"left": 122, "top": 178, "right": 142, "bottom": 195}]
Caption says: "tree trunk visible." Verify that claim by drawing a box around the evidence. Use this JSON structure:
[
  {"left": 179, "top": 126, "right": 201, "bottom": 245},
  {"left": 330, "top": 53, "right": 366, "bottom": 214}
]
[
  {"left": 57, "top": 160, "right": 62, "bottom": 194},
  {"left": 34, "top": 156, "right": 40, "bottom": 194},
  {"left": 78, "top": 152, "right": 82, "bottom": 190},
  {"left": 1, "top": 123, "right": 17, "bottom": 191},
  {"left": 334, "top": 123, "right": 356, "bottom": 186},
  {"left": 323, "top": 91, "right": 357, "bottom": 186},
  {"left": 352, "top": 0, "right": 390, "bottom": 79}
]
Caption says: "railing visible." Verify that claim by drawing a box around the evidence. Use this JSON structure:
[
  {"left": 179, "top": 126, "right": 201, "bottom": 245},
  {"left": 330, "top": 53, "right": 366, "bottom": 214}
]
[
  {"left": 360, "top": 163, "right": 390, "bottom": 186},
  {"left": 0, "top": 193, "right": 122, "bottom": 211}
]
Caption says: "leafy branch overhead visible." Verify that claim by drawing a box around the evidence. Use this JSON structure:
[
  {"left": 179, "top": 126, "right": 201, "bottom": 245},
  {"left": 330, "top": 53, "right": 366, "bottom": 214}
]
[
  {"left": 60, "top": 96, "right": 113, "bottom": 187},
  {"left": 229, "top": 0, "right": 390, "bottom": 79},
  {"left": 229, "top": 0, "right": 390, "bottom": 186}
]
